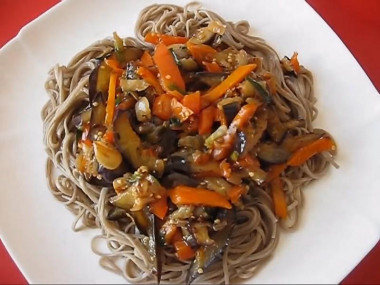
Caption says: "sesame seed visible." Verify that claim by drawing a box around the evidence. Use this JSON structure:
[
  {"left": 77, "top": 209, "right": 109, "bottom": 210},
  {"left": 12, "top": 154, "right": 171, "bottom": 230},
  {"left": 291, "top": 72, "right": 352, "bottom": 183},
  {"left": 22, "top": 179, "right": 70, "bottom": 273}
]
[
  {"left": 165, "top": 75, "right": 171, "bottom": 80},
  {"left": 249, "top": 172, "right": 255, "bottom": 177},
  {"left": 197, "top": 268, "right": 204, "bottom": 274}
]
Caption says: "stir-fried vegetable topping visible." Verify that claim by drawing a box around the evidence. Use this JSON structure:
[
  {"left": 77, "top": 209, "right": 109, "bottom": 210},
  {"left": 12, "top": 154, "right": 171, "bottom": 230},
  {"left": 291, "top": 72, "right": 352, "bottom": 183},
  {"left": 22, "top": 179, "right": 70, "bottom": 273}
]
[{"left": 72, "top": 27, "right": 337, "bottom": 283}]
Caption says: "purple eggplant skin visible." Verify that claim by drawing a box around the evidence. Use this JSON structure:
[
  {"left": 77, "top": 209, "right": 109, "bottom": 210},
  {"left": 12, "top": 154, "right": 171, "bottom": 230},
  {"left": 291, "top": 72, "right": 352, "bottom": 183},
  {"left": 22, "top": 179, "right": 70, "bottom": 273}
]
[
  {"left": 156, "top": 129, "right": 178, "bottom": 158},
  {"left": 222, "top": 102, "right": 240, "bottom": 125},
  {"left": 89, "top": 65, "right": 108, "bottom": 106},
  {"left": 235, "top": 130, "right": 247, "bottom": 154},
  {"left": 132, "top": 208, "right": 162, "bottom": 284},
  {"left": 88, "top": 161, "right": 130, "bottom": 187},
  {"left": 88, "top": 64, "right": 100, "bottom": 106},
  {"left": 72, "top": 106, "right": 91, "bottom": 129},
  {"left": 181, "top": 225, "right": 198, "bottom": 248},
  {"left": 185, "top": 72, "right": 229, "bottom": 91},
  {"left": 107, "top": 207, "right": 127, "bottom": 221},
  {"left": 113, "top": 110, "right": 165, "bottom": 177},
  {"left": 161, "top": 172, "right": 199, "bottom": 188},
  {"left": 186, "top": 209, "right": 235, "bottom": 285},
  {"left": 149, "top": 212, "right": 163, "bottom": 284},
  {"left": 98, "top": 161, "right": 131, "bottom": 184},
  {"left": 165, "top": 155, "right": 192, "bottom": 174}
]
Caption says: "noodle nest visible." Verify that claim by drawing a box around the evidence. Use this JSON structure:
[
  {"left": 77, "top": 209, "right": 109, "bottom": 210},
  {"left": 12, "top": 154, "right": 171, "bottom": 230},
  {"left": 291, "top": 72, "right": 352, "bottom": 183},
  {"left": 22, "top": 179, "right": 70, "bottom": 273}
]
[{"left": 42, "top": 2, "right": 335, "bottom": 284}]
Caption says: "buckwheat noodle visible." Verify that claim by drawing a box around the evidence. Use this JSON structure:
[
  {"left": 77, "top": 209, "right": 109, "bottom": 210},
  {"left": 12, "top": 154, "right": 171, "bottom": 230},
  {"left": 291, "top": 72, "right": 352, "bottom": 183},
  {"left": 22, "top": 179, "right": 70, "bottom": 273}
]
[{"left": 42, "top": 2, "right": 336, "bottom": 284}]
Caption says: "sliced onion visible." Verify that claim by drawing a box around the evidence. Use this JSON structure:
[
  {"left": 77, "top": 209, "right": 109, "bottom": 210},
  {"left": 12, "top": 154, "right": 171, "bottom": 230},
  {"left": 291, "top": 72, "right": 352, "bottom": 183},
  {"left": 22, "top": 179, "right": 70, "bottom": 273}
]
[{"left": 120, "top": 78, "right": 150, "bottom": 92}]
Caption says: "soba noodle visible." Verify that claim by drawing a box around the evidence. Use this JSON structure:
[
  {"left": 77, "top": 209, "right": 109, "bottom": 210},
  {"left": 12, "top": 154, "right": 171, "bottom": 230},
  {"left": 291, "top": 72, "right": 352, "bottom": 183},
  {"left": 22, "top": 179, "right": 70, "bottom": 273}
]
[{"left": 42, "top": 2, "right": 335, "bottom": 284}]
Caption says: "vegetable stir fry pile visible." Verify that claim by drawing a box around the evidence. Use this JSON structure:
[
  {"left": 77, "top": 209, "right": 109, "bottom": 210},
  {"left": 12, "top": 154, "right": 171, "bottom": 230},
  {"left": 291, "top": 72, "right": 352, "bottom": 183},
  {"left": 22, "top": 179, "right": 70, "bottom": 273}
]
[{"left": 73, "top": 21, "right": 336, "bottom": 283}]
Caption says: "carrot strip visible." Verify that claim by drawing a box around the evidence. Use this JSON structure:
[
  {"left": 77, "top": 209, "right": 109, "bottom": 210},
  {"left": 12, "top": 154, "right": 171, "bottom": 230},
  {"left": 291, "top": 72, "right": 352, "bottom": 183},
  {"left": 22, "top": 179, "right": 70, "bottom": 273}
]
[
  {"left": 202, "top": 64, "right": 257, "bottom": 105},
  {"left": 287, "top": 137, "right": 336, "bottom": 166},
  {"left": 220, "top": 159, "right": 231, "bottom": 178},
  {"left": 227, "top": 185, "right": 246, "bottom": 204},
  {"left": 168, "top": 185, "right": 232, "bottom": 209},
  {"left": 164, "top": 225, "right": 179, "bottom": 245},
  {"left": 212, "top": 102, "right": 260, "bottom": 161},
  {"left": 171, "top": 228, "right": 194, "bottom": 260},
  {"left": 104, "top": 58, "right": 124, "bottom": 74},
  {"left": 145, "top": 33, "right": 188, "bottom": 45},
  {"left": 265, "top": 163, "right": 287, "bottom": 183},
  {"left": 105, "top": 72, "right": 118, "bottom": 127},
  {"left": 116, "top": 96, "right": 136, "bottom": 111},
  {"left": 265, "top": 137, "right": 336, "bottom": 183},
  {"left": 174, "top": 240, "right": 195, "bottom": 261},
  {"left": 270, "top": 177, "right": 288, "bottom": 219},
  {"left": 199, "top": 105, "right": 216, "bottom": 135},
  {"left": 187, "top": 42, "right": 218, "bottom": 65},
  {"left": 172, "top": 228, "right": 183, "bottom": 243},
  {"left": 153, "top": 43, "right": 186, "bottom": 93},
  {"left": 150, "top": 196, "right": 168, "bottom": 220},
  {"left": 102, "top": 130, "right": 114, "bottom": 144},
  {"left": 290, "top": 52, "right": 300, "bottom": 74},
  {"left": 152, "top": 93, "right": 173, "bottom": 121},
  {"left": 136, "top": 66, "right": 164, "bottom": 95},
  {"left": 140, "top": 50, "right": 154, "bottom": 67},
  {"left": 230, "top": 102, "right": 260, "bottom": 130},
  {"left": 166, "top": 90, "right": 183, "bottom": 101},
  {"left": 171, "top": 98, "right": 194, "bottom": 122},
  {"left": 203, "top": 61, "right": 223, "bottom": 73},
  {"left": 182, "top": 91, "right": 201, "bottom": 114}
]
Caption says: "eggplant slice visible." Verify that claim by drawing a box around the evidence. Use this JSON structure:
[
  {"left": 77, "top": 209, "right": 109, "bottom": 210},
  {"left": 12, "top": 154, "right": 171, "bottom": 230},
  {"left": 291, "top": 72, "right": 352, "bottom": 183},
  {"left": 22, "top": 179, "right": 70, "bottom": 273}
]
[
  {"left": 113, "top": 111, "right": 165, "bottom": 177},
  {"left": 132, "top": 208, "right": 162, "bottom": 284},
  {"left": 186, "top": 209, "right": 235, "bottom": 285}
]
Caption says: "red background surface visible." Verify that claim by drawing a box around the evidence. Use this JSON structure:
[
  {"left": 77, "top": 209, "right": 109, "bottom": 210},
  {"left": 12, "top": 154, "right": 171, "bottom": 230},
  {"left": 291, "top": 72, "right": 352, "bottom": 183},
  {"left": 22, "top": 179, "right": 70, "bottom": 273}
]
[{"left": 0, "top": 0, "right": 379, "bottom": 284}]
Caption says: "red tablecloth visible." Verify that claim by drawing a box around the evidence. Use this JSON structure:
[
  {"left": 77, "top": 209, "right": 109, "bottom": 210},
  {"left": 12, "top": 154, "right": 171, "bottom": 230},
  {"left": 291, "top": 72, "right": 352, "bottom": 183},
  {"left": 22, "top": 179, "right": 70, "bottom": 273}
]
[{"left": 0, "top": 0, "right": 379, "bottom": 284}]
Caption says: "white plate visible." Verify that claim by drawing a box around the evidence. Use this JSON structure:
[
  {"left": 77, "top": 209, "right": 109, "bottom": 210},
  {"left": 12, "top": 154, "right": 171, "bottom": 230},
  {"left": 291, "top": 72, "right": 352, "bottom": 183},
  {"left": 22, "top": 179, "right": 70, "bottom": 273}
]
[{"left": 1, "top": 0, "right": 379, "bottom": 283}]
